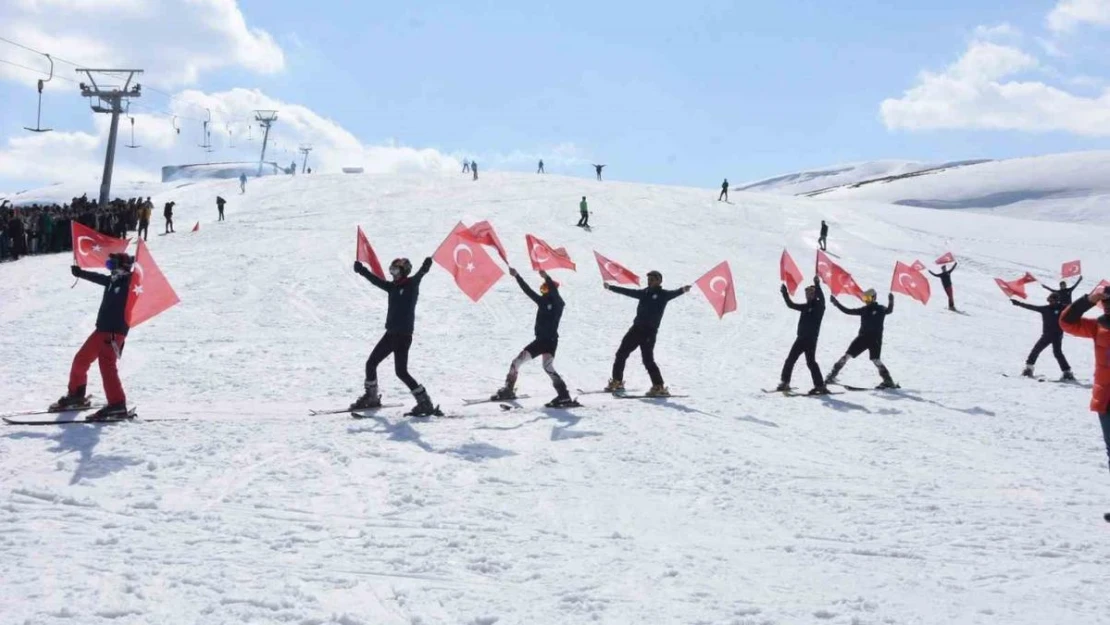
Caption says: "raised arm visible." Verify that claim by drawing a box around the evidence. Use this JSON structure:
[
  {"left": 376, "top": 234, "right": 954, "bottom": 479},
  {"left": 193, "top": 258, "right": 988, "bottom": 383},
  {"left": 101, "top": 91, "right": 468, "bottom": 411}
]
[
  {"left": 928, "top": 270, "right": 941, "bottom": 277},
  {"left": 831, "top": 296, "right": 862, "bottom": 315},
  {"left": 662, "top": 286, "right": 691, "bottom": 302},
  {"left": 1010, "top": 299, "right": 1041, "bottom": 312},
  {"left": 71, "top": 265, "right": 110, "bottom": 286},
  {"left": 885, "top": 293, "right": 894, "bottom": 315},
  {"left": 1060, "top": 293, "right": 1101, "bottom": 338},
  {"left": 353, "top": 261, "right": 390, "bottom": 291},
  {"left": 512, "top": 269, "right": 541, "bottom": 304},
  {"left": 606, "top": 284, "right": 644, "bottom": 299},
  {"left": 949, "top": 261, "right": 958, "bottom": 272},
  {"left": 780, "top": 285, "right": 803, "bottom": 311},
  {"left": 1066, "top": 277, "right": 1083, "bottom": 293},
  {"left": 1042, "top": 284, "right": 1061, "bottom": 294}
]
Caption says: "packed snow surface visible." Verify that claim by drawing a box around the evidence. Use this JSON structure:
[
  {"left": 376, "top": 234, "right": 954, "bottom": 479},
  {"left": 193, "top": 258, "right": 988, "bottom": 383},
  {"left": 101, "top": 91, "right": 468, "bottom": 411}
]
[
  {"left": 2, "top": 169, "right": 1110, "bottom": 624},
  {"left": 737, "top": 160, "right": 947, "bottom": 195}
]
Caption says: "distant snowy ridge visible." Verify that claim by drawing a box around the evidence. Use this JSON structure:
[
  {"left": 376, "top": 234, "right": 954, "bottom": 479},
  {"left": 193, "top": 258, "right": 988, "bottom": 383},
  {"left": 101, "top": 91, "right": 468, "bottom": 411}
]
[{"left": 737, "top": 160, "right": 945, "bottom": 195}]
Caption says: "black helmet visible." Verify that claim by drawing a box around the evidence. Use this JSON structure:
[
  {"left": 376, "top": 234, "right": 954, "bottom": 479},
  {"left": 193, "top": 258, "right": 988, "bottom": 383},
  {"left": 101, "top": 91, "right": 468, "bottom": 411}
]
[
  {"left": 107, "top": 252, "right": 134, "bottom": 272},
  {"left": 390, "top": 257, "right": 412, "bottom": 278}
]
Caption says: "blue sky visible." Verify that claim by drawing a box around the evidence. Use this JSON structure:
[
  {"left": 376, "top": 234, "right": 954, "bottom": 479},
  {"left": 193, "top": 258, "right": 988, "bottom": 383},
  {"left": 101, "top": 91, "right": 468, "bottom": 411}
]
[{"left": 1, "top": 0, "right": 1109, "bottom": 191}]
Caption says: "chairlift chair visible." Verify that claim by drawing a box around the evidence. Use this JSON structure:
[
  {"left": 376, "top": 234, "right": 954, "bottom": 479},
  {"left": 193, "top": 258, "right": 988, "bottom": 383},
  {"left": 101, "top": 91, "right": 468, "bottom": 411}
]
[{"left": 24, "top": 53, "right": 53, "bottom": 133}]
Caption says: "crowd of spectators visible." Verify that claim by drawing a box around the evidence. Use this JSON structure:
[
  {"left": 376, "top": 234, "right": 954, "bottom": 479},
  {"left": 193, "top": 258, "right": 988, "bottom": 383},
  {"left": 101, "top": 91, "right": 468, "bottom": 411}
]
[{"left": 1, "top": 195, "right": 153, "bottom": 262}]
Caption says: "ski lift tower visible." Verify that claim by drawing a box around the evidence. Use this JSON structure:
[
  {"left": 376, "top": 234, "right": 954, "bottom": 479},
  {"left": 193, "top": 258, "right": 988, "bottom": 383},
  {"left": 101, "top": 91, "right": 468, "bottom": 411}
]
[
  {"left": 254, "top": 109, "right": 278, "bottom": 177},
  {"left": 78, "top": 69, "right": 143, "bottom": 206}
]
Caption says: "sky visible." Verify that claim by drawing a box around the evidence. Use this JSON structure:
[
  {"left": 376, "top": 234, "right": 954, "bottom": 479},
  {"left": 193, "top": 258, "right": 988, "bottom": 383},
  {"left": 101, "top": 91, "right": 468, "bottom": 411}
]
[{"left": 2, "top": 0, "right": 1110, "bottom": 194}]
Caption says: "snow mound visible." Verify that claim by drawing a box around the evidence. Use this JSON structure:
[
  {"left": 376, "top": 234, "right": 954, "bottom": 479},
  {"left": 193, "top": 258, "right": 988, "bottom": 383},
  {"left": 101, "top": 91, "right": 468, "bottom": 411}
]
[{"left": 737, "top": 160, "right": 967, "bottom": 195}]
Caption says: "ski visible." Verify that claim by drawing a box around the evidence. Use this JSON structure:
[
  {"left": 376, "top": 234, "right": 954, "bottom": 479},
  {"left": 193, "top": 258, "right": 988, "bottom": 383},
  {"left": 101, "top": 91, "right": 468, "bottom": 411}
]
[
  {"left": 4, "top": 408, "right": 153, "bottom": 426},
  {"left": 1001, "top": 373, "right": 1047, "bottom": 382},
  {"left": 762, "top": 388, "right": 843, "bottom": 397},
  {"left": 309, "top": 404, "right": 403, "bottom": 416},
  {"left": 835, "top": 383, "right": 901, "bottom": 392},
  {"left": 463, "top": 394, "right": 531, "bottom": 405},
  {"left": 0, "top": 405, "right": 105, "bottom": 419},
  {"left": 615, "top": 394, "right": 690, "bottom": 400},
  {"left": 576, "top": 388, "right": 639, "bottom": 396}
]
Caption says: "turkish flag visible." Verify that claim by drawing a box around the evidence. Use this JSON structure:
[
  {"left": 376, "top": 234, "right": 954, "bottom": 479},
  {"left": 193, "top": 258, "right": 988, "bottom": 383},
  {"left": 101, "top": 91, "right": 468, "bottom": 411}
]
[
  {"left": 461, "top": 220, "right": 508, "bottom": 263},
  {"left": 911, "top": 260, "right": 926, "bottom": 272},
  {"left": 780, "top": 249, "right": 804, "bottom": 295},
  {"left": 994, "top": 276, "right": 1029, "bottom": 299},
  {"left": 1020, "top": 272, "right": 1038, "bottom": 284},
  {"left": 816, "top": 250, "right": 865, "bottom": 300},
  {"left": 695, "top": 260, "right": 738, "bottom": 319},
  {"left": 594, "top": 251, "right": 640, "bottom": 285},
  {"left": 191, "top": 221, "right": 200, "bottom": 233},
  {"left": 1062, "top": 260, "right": 1082, "bottom": 279},
  {"left": 355, "top": 226, "right": 385, "bottom": 279},
  {"left": 125, "top": 239, "right": 180, "bottom": 327},
  {"left": 71, "top": 221, "right": 129, "bottom": 269},
  {"left": 935, "top": 251, "right": 955, "bottom": 265},
  {"left": 526, "top": 234, "right": 576, "bottom": 272},
  {"left": 433, "top": 223, "right": 504, "bottom": 302},
  {"left": 1097, "top": 279, "right": 1110, "bottom": 294},
  {"left": 890, "top": 261, "right": 931, "bottom": 305}
]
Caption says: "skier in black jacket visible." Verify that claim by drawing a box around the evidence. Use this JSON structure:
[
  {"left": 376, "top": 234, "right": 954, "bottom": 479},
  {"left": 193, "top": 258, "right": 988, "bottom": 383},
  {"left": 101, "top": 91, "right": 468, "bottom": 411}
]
[
  {"left": 929, "top": 262, "right": 958, "bottom": 311},
  {"left": 350, "top": 256, "right": 440, "bottom": 416},
  {"left": 52, "top": 253, "right": 135, "bottom": 420},
  {"left": 818, "top": 220, "right": 829, "bottom": 251},
  {"left": 491, "top": 268, "right": 574, "bottom": 406},
  {"left": 603, "top": 270, "right": 691, "bottom": 396},
  {"left": 1044, "top": 277, "right": 1082, "bottom": 306},
  {"left": 825, "top": 289, "right": 898, "bottom": 388},
  {"left": 1012, "top": 293, "right": 1074, "bottom": 380},
  {"left": 776, "top": 276, "right": 829, "bottom": 394}
]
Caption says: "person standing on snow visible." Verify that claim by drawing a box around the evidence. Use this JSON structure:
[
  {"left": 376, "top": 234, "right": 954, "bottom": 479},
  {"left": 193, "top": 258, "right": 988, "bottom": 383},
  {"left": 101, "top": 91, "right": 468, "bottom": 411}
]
[
  {"left": 216, "top": 196, "right": 226, "bottom": 222},
  {"left": 593, "top": 164, "right": 606, "bottom": 181},
  {"left": 138, "top": 201, "right": 151, "bottom": 241},
  {"left": 1059, "top": 286, "right": 1110, "bottom": 522},
  {"left": 537, "top": 159, "right": 545, "bottom": 174},
  {"left": 603, "top": 271, "right": 692, "bottom": 397},
  {"left": 929, "top": 262, "right": 959, "bottom": 311},
  {"left": 1012, "top": 293, "right": 1074, "bottom": 380},
  {"left": 577, "top": 196, "right": 589, "bottom": 228},
  {"left": 239, "top": 173, "right": 247, "bottom": 194},
  {"left": 472, "top": 160, "right": 479, "bottom": 181},
  {"left": 462, "top": 159, "right": 470, "bottom": 174},
  {"left": 775, "top": 276, "right": 829, "bottom": 395},
  {"left": 491, "top": 268, "right": 575, "bottom": 407},
  {"left": 163, "top": 201, "right": 175, "bottom": 234},
  {"left": 350, "top": 256, "right": 441, "bottom": 416},
  {"left": 1045, "top": 277, "right": 1083, "bottom": 306},
  {"left": 719, "top": 179, "right": 729, "bottom": 202},
  {"left": 52, "top": 253, "right": 136, "bottom": 421},
  {"left": 818, "top": 220, "right": 829, "bottom": 251},
  {"left": 825, "top": 289, "right": 898, "bottom": 389}
]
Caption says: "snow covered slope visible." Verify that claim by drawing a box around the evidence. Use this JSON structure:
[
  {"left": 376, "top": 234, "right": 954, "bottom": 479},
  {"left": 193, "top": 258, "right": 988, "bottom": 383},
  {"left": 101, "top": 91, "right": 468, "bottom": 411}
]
[
  {"left": 2, "top": 170, "right": 1110, "bottom": 625},
  {"left": 737, "top": 160, "right": 948, "bottom": 195},
  {"left": 816, "top": 151, "right": 1110, "bottom": 223}
]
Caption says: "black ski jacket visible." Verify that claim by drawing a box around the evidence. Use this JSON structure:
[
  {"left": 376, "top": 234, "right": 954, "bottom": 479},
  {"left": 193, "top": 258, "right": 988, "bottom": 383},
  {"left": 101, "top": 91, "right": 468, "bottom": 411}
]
[
  {"left": 357, "top": 259, "right": 432, "bottom": 334},
  {"left": 833, "top": 297, "right": 892, "bottom": 337},
  {"left": 929, "top": 262, "right": 957, "bottom": 288},
  {"left": 1013, "top": 299, "right": 1066, "bottom": 337},
  {"left": 516, "top": 274, "right": 564, "bottom": 340},
  {"left": 609, "top": 285, "right": 686, "bottom": 331},
  {"left": 1044, "top": 278, "right": 1082, "bottom": 306},
  {"left": 75, "top": 268, "right": 132, "bottom": 336},
  {"left": 783, "top": 283, "right": 825, "bottom": 341}
]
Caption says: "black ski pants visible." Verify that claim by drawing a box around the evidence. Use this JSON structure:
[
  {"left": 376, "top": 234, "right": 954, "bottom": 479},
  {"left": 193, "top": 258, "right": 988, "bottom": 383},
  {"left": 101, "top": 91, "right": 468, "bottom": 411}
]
[
  {"left": 578, "top": 212, "right": 589, "bottom": 227},
  {"left": 218, "top": 207, "right": 225, "bottom": 221},
  {"left": 1099, "top": 412, "right": 1110, "bottom": 475},
  {"left": 718, "top": 189, "right": 728, "bottom": 201},
  {"left": 1027, "top": 334, "right": 1069, "bottom": 371},
  {"left": 612, "top": 325, "right": 663, "bottom": 386},
  {"left": 366, "top": 332, "right": 420, "bottom": 390},
  {"left": 818, "top": 235, "right": 827, "bottom": 251},
  {"left": 782, "top": 337, "right": 823, "bottom": 387}
]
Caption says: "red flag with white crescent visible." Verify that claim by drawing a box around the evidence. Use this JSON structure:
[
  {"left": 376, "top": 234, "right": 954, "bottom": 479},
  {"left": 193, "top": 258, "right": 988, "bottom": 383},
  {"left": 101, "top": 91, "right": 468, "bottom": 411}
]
[
  {"left": 432, "top": 223, "right": 504, "bottom": 302},
  {"left": 695, "top": 260, "right": 737, "bottom": 319},
  {"left": 1061, "top": 260, "right": 1082, "bottom": 279},
  {"left": 525, "top": 234, "right": 576, "bottom": 272},
  {"left": 995, "top": 275, "right": 1029, "bottom": 299},
  {"left": 911, "top": 260, "right": 926, "bottom": 272},
  {"left": 355, "top": 226, "right": 385, "bottom": 279},
  {"left": 594, "top": 251, "right": 640, "bottom": 285},
  {"left": 1020, "top": 272, "right": 1038, "bottom": 284},
  {"left": 890, "top": 261, "right": 930, "bottom": 305},
  {"left": 780, "top": 249, "right": 803, "bottom": 295},
  {"left": 935, "top": 251, "right": 955, "bottom": 265},
  {"left": 125, "top": 239, "right": 180, "bottom": 327},
  {"left": 71, "top": 221, "right": 129, "bottom": 269},
  {"left": 815, "top": 250, "right": 865, "bottom": 300}
]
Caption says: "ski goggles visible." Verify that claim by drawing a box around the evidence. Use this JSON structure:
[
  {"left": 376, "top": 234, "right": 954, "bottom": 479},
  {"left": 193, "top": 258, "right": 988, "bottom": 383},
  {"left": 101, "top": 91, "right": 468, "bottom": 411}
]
[{"left": 105, "top": 258, "right": 119, "bottom": 271}]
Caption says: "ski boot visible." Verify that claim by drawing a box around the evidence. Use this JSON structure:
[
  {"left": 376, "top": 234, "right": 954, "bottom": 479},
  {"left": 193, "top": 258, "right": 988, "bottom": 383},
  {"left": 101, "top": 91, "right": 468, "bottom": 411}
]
[
  {"left": 490, "top": 386, "right": 517, "bottom": 401},
  {"left": 86, "top": 403, "right": 132, "bottom": 422},
  {"left": 1061, "top": 370, "right": 1077, "bottom": 382},
  {"left": 773, "top": 381, "right": 792, "bottom": 393},
  {"left": 603, "top": 378, "right": 625, "bottom": 393},
  {"left": 545, "top": 394, "right": 580, "bottom": 408},
  {"left": 1021, "top": 365, "right": 1035, "bottom": 378},
  {"left": 825, "top": 358, "right": 846, "bottom": 386},
  {"left": 645, "top": 384, "right": 671, "bottom": 398},
  {"left": 50, "top": 387, "right": 91, "bottom": 412},
  {"left": 406, "top": 386, "right": 441, "bottom": 418},
  {"left": 877, "top": 366, "right": 900, "bottom": 390},
  {"left": 349, "top": 382, "right": 382, "bottom": 411},
  {"left": 807, "top": 386, "right": 831, "bottom": 396}
]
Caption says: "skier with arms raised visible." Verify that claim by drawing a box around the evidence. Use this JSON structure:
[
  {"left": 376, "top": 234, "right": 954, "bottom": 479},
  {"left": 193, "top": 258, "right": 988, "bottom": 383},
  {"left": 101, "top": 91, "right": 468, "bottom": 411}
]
[
  {"left": 929, "top": 262, "right": 958, "bottom": 311},
  {"left": 602, "top": 270, "right": 691, "bottom": 397},
  {"left": 1012, "top": 292, "right": 1075, "bottom": 380},
  {"left": 775, "top": 276, "right": 829, "bottom": 395},
  {"left": 825, "top": 289, "right": 898, "bottom": 389}
]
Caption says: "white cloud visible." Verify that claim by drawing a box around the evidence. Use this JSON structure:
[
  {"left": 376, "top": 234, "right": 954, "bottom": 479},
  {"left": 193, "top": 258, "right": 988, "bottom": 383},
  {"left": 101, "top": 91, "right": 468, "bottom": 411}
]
[
  {"left": 1047, "top": 0, "right": 1110, "bottom": 32},
  {"left": 0, "top": 130, "right": 154, "bottom": 186},
  {"left": 0, "top": 0, "right": 284, "bottom": 87},
  {"left": 973, "top": 23, "right": 1021, "bottom": 42}
]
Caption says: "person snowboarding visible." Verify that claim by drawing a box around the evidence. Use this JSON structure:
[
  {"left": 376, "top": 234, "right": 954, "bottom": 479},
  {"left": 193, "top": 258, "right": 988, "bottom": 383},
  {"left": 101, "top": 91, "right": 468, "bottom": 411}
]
[
  {"left": 163, "top": 201, "right": 175, "bottom": 234},
  {"left": 491, "top": 268, "right": 575, "bottom": 407},
  {"left": 462, "top": 159, "right": 470, "bottom": 174},
  {"left": 818, "top": 220, "right": 829, "bottom": 251},
  {"left": 825, "top": 289, "right": 898, "bottom": 388},
  {"left": 929, "top": 262, "right": 958, "bottom": 311},
  {"left": 593, "top": 164, "right": 606, "bottom": 181},
  {"left": 719, "top": 178, "right": 729, "bottom": 202},
  {"left": 1058, "top": 286, "right": 1110, "bottom": 522},
  {"left": 775, "top": 276, "right": 829, "bottom": 395},
  {"left": 216, "top": 196, "right": 226, "bottom": 221},
  {"left": 239, "top": 173, "right": 247, "bottom": 194},
  {"left": 1045, "top": 277, "right": 1083, "bottom": 306},
  {"left": 602, "top": 271, "right": 692, "bottom": 396},
  {"left": 1012, "top": 293, "right": 1074, "bottom": 380},
  {"left": 472, "top": 160, "right": 479, "bottom": 181},
  {"left": 52, "top": 253, "right": 136, "bottom": 420},
  {"left": 577, "top": 196, "right": 589, "bottom": 228},
  {"left": 350, "top": 256, "right": 440, "bottom": 416},
  {"left": 537, "top": 159, "right": 545, "bottom": 174}
]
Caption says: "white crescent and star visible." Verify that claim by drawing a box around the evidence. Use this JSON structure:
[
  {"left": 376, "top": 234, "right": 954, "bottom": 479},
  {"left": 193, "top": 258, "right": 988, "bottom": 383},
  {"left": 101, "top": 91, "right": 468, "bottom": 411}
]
[
  {"left": 76, "top": 236, "right": 103, "bottom": 257},
  {"left": 898, "top": 273, "right": 916, "bottom": 290},
  {"left": 604, "top": 261, "right": 620, "bottom": 277},
  {"left": 709, "top": 276, "right": 729, "bottom": 297},
  {"left": 131, "top": 261, "right": 145, "bottom": 295},
  {"left": 453, "top": 243, "right": 476, "bottom": 272},
  {"left": 530, "top": 243, "right": 551, "bottom": 264}
]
